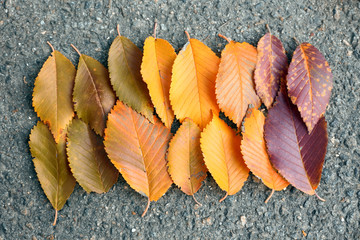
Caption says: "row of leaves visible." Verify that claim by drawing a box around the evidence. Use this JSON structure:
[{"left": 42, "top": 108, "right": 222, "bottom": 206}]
[{"left": 29, "top": 26, "right": 333, "bottom": 225}]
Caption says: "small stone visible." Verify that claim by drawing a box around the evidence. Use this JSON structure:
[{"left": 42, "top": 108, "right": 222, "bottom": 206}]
[
  {"left": 131, "top": 228, "right": 136, "bottom": 233},
  {"left": 240, "top": 216, "right": 246, "bottom": 226}
]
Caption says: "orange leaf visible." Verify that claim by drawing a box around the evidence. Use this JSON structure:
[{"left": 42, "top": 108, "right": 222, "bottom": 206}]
[
  {"left": 141, "top": 36, "right": 176, "bottom": 128},
  {"left": 216, "top": 35, "right": 260, "bottom": 127},
  {"left": 200, "top": 113, "right": 249, "bottom": 201},
  {"left": 241, "top": 109, "right": 288, "bottom": 202},
  {"left": 170, "top": 32, "right": 220, "bottom": 129},
  {"left": 104, "top": 101, "right": 172, "bottom": 216},
  {"left": 167, "top": 118, "right": 207, "bottom": 204},
  {"left": 33, "top": 45, "right": 75, "bottom": 143}
]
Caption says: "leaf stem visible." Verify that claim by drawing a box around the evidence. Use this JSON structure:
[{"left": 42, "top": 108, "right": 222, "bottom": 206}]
[
  {"left": 47, "top": 41, "right": 55, "bottom": 52},
  {"left": 265, "top": 189, "right": 275, "bottom": 203},
  {"left": 185, "top": 31, "right": 191, "bottom": 41},
  {"left": 70, "top": 44, "right": 81, "bottom": 56},
  {"left": 219, "top": 192, "right": 228, "bottom": 202},
  {"left": 141, "top": 198, "right": 150, "bottom": 217},
  {"left": 153, "top": 20, "right": 157, "bottom": 39},
  {"left": 117, "top": 24, "right": 121, "bottom": 37},
  {"left": 192, "top": 194, "right": 202, "bottom": 206},
  {"left": 293, "top": 37, "right": 301, "bottom": 45},
  {"left": 314, "top": 191, "right": 325, "bottom": 202},
  {"left": 52, "top": 209, "right": 58, "bottom": 226},
  {"left": 266, "top": 24, "right": 272, "bottom": 35},
  {"left": 218, "top": 34, "right": 231, "bottom": 43}
]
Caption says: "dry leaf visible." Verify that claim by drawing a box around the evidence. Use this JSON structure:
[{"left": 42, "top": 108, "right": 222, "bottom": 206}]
[
  {"left": 72, "top": 48, "right": 116, "bottom": 136},
  {"left": 167, "top": 118, "right": 207, "bottom": 204},
  {"left": 216, "top": 34, "right": 260, "bottom": 127},
  {"left": 104, "top": 100, "right": 172, "bottom": 216},
  {"left": 108, "top": 33, "right": 154, "bottom": 122},
  {"left": 32, "top": 45, "right": 75, "bottom": 143},
  {"left": 141, "top": 36, "right": 176, "bottom": 128},
  {"left": 264, "top": 88, "right": 328, "bottom": 198},
  {"left": 254, "top": 33, "right": 288, "bottom": 108},
  {"left": 170, "top": 32, "right": 220, "bottom": 129},
  {"left": 200, "top": 113, "right": 249, "bottom": 201},
  {"left": 67, "top": 119, "right": 119, "bottom": 194},
  {"left": 241, "top": 109, "right": 288, "bottom": 203},
  {"left": 29, "top": 122, "right": 76, "bottom": 225},
  {"left": 287, "top": 43, "right": 333, "bottom": 133}
]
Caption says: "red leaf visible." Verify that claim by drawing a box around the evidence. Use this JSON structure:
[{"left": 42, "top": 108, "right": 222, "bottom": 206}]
[
  {"left": 287, "top": 43, "right": 333, "bottom": 133},
  {"left": 264, "top": 88, "right": 328, "bottom": 196}
]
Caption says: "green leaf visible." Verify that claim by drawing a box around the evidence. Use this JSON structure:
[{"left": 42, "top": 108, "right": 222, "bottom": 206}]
[{"left": 67, "top": 119, "right": 119, "bottom": 194}]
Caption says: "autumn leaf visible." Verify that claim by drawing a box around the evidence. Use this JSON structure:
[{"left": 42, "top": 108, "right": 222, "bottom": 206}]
[
  {"left": 67, "top": 119, "right": 119, "bottom": 194},
  {"left": 264, "top": 88, "right": 328, "bottom": 198},
  {"left": 170, "top": 31, "right": 220, "bottom": 129},
  {"left": 200, "top": 113, "right": 249, "bottom": 201},
  {"left": 167, "top": 118, "right": 207, "bottom": 204},
  {"left": 32, "top": 43, "right": 75, "bottom": 143},
  {"left": 215, "top": 34, "right": 260, "bottom": 127},
  {"left": 108, "top": 28, "right": 154, "bottom": 122},
  {"left": 287, "top": 42, "right": 333, "bottom": 133},
  {"left": 141, "top": 34, "right": 176, "bottom": 128},
  {"left": 241, "top": 109, "right": 288, "bottom": 203},
  {"left": 254, "top": 32, "right": 288, "bottom": 108},
  {"left": 29, "top": 122, "right": 76, "bottom": 225},
  {"left": 104, "top": 100, "right": 172, "bottom": 216},
  {"left": 72, "top": 46, "right": 116, "bottom": 136}
]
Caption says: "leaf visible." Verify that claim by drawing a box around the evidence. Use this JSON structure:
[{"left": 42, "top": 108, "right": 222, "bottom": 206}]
[
  {"left": 32, "top": 46, "right": 75, "bottom": 143},
  {"left": 104, "top": 100, "right": 173, "bottom": 216},
  {"left": 29, "top": 121, "right": 76, "bottom": 225},
  {"left": 215, "top": 35, "right": 260, "bottom": 127},
  {"left": 108, "top": 34, "right": 154, "bottom": 122},
  {"left": 264, "top": 88, "right": 328, "bottom": 197},
  {"left": 287, "top": 42, "right": 333, "bottom": 133},
  {"left": 254, "top": 33, "right": 288, "bottom": 108},
  {"left": 67, "top": 119, "right": 119, "bottom": 194},
  {"left": 170, "top": 32, "right": 220, "bottom": 129},
  {"left": 200, "top": 113, "right": 249, "bottom": 201},
  {"left": 167, "top": 118, "right": 207, "bottom": 204},
  {"left": 141, "top": 36, "right": 176, "bottom": 128},
  {"left": 72, "top": 49, "right": 116, "bottom": 136},
  {"left": 241, "top": 109, "right": 288, "bottom": 202}
]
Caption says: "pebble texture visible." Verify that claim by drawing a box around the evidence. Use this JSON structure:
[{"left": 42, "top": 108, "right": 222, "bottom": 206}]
[{"left": 0, "top": 0, "right": 359, "bottom": 239}]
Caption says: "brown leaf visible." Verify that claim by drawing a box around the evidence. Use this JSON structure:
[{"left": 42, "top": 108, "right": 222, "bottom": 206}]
[
  {"left": 73, "top": 51, "right": 116, "bottom": 136},
  {"left": 29, "top": 122, "right": 76, "bottom": 225},
  {"left": 167, "top": 118, "right": 207, "bottom": 204},
  {"left": 67, "top": 119, "right": 119, "bottom": 194},
  {"left": 287, "top": 43, "right": 333, "bottom": 133},
  {"left": 264, "top": 88, "right": 328, "bottom": 197},
  {"left": 32, "top": 48, "right": 75, "bottom": 143},
  {"left": 254, "top": 33, "right": 288, "bottom": 108},
  {"left": 104, "top": 100, "right": 172, "bottom": 216}
]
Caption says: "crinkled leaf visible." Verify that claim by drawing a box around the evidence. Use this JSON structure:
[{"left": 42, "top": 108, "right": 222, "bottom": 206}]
[
  {"left": 108, "top": 35, "right": 154, "bottom": 122},
  {"left": 141, "top": 36, "right": 176, "bottom": 128},
  {"left": 67, "top": 119, "right": 119, "bottom": 194},
  {"left": 73, "top": 54, "right": 116, "bottom": 136},
  {"left": 104, "top": 101, "right": 172, "bottom": 216},
  {"left": 29, "top": 122, "right": 76, "bottom": 222},
  {"left": 170, "top": 35, "right": 220, "bottom": 129},
  {"left": 167, "top": 118, "right": 207, "bottom": 201},
  {"left": 264, "top": 89, "right": 328, "bottom": 195},
  {"left": 287, "top": 43, "right": 333, "bottom": 133},
  {"left": 254, "top": 33, "right": 288, "bottom": 108},
  {"left": 241, "top": 109, "right": 288, "bottom": 193},
  {"left": 216, "top": 38, "right": 260, "bottom": 127},
  {"left": 200, "top": 113, "right": 249, "bottom": 201},
  {"left": 33, "top": 50, "right": 75, "bottom": 143}
]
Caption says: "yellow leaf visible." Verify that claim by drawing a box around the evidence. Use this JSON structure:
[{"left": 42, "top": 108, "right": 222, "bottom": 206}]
[
  {"left": 141, "top": 36, "right": 176, "bottom": 128},
  {"left": 170, "top": 32, "right": 220, "bottom": 129},
  {"left": 200, "top": 113, "right": 249, "bottom": 201}
]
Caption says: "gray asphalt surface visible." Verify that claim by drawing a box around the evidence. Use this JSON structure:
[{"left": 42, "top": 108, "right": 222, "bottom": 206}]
[{"left": 1, "top": 0, "right": 359, "bottom": 239}]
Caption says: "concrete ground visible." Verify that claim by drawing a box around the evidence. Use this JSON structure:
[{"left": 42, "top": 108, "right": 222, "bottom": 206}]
[{"left": 0, "top": 0, "right": 359, "bottom": 239}]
